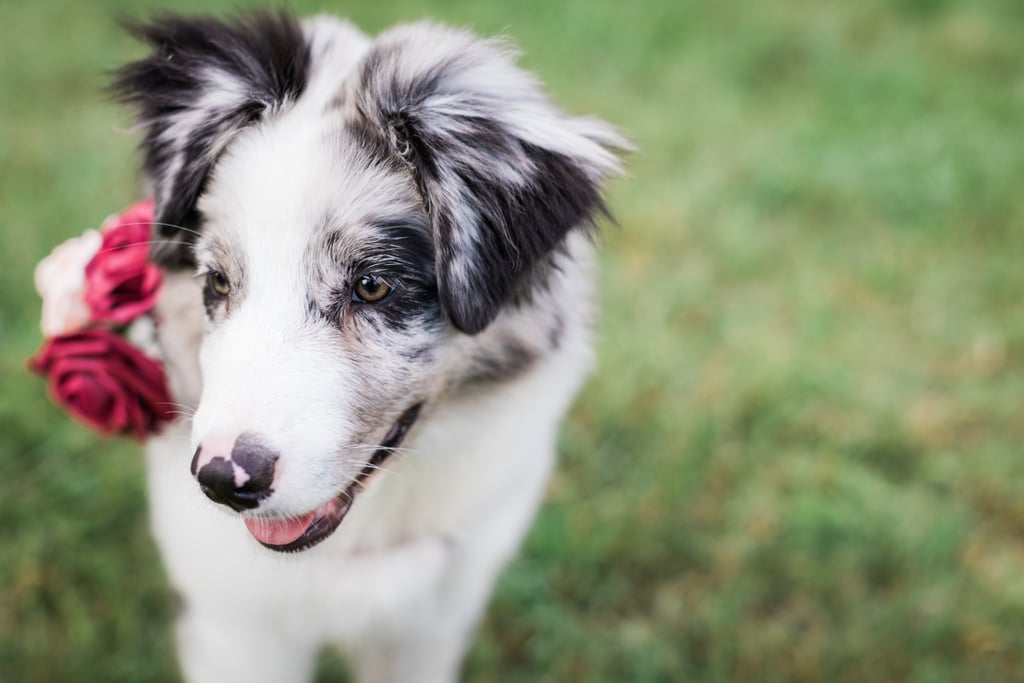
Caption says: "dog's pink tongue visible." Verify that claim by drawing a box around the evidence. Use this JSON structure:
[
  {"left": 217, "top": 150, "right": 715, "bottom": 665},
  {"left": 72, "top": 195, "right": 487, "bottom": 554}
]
[{"left": 244, "top": 512, "right": 316, "bottom": 546}]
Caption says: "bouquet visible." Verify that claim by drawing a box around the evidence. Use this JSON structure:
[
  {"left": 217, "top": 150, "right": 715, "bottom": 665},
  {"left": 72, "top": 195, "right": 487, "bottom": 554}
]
[{"left": 29, "top": 198, "right": 176, "bottom": 440}]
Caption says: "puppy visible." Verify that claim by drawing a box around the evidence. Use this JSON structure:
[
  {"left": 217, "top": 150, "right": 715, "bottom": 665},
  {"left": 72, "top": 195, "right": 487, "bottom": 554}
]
[{"left": 112, "top": 11, "right": 625, "bottom": 682}]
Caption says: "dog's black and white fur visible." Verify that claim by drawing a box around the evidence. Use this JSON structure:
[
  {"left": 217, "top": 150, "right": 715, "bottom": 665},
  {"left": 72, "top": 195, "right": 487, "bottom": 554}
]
[{"left": 112, "top": 11, "right": 624, "bottom": 682}]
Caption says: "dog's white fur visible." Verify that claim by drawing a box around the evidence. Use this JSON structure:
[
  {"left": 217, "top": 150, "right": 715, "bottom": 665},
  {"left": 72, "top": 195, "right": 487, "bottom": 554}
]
[
  {"left": 119, "top": 14, "right": 625, "bottom": 682},
  {"left": 150, "top": 265, "right": 592, "bottom": 682}
]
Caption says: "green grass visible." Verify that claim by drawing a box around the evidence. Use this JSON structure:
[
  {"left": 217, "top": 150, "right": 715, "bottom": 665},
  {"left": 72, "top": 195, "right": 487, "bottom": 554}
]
[{"left": 2, "top": 0, "right": 1023, "bottom": 680}]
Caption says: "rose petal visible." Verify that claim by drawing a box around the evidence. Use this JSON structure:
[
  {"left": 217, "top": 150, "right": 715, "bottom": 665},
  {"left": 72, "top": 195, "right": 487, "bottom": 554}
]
[
  {"left": 54, "top": 372, "right": 117, "bottom": 436},
  {"left": 28, "top": 327, "right": 174, "bottom": 440},
  {"left": 84, "top": 199, "right": 161, "bottom": 326}
]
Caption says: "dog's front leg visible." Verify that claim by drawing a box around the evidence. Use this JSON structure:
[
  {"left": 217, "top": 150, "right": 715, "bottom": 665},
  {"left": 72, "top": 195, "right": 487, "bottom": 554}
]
[{"left": 175, "top": 606, "right": 319, "bottom": 683}]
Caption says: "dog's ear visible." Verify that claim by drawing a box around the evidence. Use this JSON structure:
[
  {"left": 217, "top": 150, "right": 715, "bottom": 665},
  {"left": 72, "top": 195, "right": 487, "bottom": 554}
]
[
  {"left": 111, "top": 12, "right": 310, "bottom": 268},
  {"left": 352, "top": 24, "right": 627, "bottom": 334}
]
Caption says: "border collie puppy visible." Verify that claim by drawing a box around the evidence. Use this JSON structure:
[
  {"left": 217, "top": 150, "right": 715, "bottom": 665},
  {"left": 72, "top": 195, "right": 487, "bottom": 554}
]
[{"left": 112, "top": 11, "right": 625, "bottom": 682}]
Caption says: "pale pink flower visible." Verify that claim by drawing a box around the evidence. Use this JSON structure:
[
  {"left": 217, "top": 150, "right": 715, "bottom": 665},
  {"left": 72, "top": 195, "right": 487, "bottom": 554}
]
[{"left": 35, "top": 229, "right": 102, "bottom": 336}]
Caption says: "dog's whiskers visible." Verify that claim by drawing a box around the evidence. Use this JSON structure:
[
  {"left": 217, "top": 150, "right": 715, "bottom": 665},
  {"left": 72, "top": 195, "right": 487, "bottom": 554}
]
[
  {"left": 344, "top": 455, "right": 408, "bottom": 484},
  {"left": 157, "top": 401, "right": 197, "bottom": 416},
  {"left": 349, "top": 443, "right": 417, "bottom": 457},
  {"left": 155, "top": 401, "right": 197, "bottom": 424},
  {"left": 148, "top": 221, "right": 202, "bottom": 238},
  {"left": 110, "top": 220, "right": 203, "bottom": 238},
  {"left": 346, "top": 460, "right": 389, "bottom": 473},
  {"left": 92, "top": 239, "right": 201, "bottom": 256}
]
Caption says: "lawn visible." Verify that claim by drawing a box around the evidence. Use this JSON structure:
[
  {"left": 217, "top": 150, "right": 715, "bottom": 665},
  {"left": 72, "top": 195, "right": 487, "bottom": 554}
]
[{"left": 2, "top": 0, "right": 1023, "bottom": 681}]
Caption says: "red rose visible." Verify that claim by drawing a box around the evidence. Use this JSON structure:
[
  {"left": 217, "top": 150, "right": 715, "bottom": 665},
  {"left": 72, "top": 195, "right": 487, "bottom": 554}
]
[
  {"left": 84, "top": 198, "right": 162, "bottom": 326},
  {"left": 29, "top": 328, "right": 174, "bottom": 440}
]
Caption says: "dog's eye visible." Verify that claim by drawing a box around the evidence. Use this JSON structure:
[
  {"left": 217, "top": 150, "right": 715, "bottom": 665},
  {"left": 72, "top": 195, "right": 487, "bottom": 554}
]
[
  {"left": 206, "top": 271, "right": 231, "bottom": 298},
  {"left": 352, "top": 275, "right": 392, "bottom": 303}
]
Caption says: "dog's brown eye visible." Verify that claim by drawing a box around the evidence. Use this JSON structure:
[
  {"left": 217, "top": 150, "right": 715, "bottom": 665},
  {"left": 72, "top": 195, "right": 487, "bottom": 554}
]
[
  {"left": 352, "top": 275, "right": 392, "bottom": 303},
  {"left": 206, "top": 271, "right": 231, "bottom": 298}
]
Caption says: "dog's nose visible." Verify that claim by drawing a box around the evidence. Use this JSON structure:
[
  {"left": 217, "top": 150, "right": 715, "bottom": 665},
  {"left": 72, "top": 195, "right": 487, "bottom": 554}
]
[{"left": 192, "top": 433, "right": 279, "bottom": 512}]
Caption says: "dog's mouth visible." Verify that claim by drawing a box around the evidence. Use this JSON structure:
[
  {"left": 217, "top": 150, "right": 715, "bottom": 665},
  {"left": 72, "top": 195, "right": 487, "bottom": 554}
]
[{"left": 243, "top": 403, "right": 422, "bottom": 553}]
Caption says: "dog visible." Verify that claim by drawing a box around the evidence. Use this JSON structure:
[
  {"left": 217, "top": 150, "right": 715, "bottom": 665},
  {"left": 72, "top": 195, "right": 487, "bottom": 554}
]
[{"left": 111, "top": 11, "right": 625, "bottom": 682}]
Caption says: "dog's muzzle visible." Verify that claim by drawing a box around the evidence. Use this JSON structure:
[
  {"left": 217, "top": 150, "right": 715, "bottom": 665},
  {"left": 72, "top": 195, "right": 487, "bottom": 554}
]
[{"left": 191, "top": 404, "right": 422, "bottom": 552}]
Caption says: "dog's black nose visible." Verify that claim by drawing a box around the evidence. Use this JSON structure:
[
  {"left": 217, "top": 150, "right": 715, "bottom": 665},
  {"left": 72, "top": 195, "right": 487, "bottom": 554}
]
[{"left": 194, "top": 433, "right": 279, "bottom": 512}]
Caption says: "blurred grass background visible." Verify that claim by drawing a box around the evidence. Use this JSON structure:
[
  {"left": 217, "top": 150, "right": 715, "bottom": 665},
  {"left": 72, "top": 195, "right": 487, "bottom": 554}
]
[{"left": 2, "top": 0, "right": 1023, "bottom": 681}]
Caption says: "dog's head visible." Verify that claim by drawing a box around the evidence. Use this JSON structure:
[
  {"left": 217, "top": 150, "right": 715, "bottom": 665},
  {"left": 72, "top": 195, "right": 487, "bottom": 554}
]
[{"left": 114, "top": 12, "right": 624, "bottom": 551}]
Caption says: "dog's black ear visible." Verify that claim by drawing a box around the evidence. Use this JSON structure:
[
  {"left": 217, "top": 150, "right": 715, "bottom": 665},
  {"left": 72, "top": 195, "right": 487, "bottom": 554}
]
[
  {"left": 353, "top": 24, "right": 627, "bottom": 334},
  {"left": 111, "top": 11, "right": 310, "bottom": 268}
]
